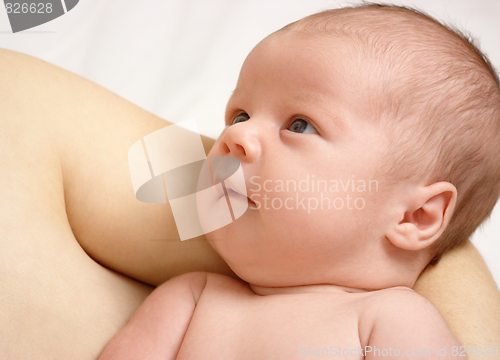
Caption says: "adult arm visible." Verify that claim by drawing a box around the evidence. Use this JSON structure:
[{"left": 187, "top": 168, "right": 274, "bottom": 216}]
[
  {"left": 0, "top": 48, "right": 230, "bottom": 359},
  {"left": 0, "top": 48, "right": 234, "bottom": 287},
  {"left": 414, "top": 240, "right": 500, "bottom": 358}
]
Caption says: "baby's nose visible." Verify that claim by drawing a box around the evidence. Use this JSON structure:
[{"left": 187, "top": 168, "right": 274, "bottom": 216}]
[{"left": 218, "top": 122, "right": 261, "bottom": 162}]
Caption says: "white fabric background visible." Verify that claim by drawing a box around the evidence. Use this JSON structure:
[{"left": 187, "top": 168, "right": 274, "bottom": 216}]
[{"left": 1, "top": 0, "right": 498, "bottom": 286}]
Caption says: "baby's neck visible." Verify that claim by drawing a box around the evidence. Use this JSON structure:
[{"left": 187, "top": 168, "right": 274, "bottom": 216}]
[{"left": 248, "top": 283, "right": 371, "bottom": 296}]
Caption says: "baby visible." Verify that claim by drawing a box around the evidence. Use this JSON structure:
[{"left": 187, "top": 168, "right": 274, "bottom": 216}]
[{"left": 99, "top": 4, "right": 500, "bottom": 360}]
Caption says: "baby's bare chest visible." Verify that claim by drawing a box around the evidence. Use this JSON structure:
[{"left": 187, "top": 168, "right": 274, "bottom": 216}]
[{"left": 177, "top": 282, "right": 365, "bottom": 360}]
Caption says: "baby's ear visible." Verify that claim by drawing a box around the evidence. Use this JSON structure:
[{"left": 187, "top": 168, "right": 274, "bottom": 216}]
[{"left": 386, "top": 182, "right": 457, "bottom": 251}]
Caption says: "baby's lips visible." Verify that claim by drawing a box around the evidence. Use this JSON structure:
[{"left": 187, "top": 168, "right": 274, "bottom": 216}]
[
  {"left": 208, "top": 155, "right": 249, "bottom": 219},
  {"left": 223, "top": 172, "right": 248, "bottom": 198},
  {"left": 195, "top": 155, "right": 249, "bottom": 233},
  {"left": 210, "top": 155, "right": 248, "bottom": 198}
]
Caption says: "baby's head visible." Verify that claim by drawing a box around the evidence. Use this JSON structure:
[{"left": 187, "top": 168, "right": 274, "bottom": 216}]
[{"left": 206, "top": 4, "right": 500, "bottom": 290}]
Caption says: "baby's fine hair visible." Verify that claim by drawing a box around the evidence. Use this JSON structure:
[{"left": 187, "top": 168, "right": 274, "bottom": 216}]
[{"left": 278, "top": 3, "right": 500, "bottom": 262}]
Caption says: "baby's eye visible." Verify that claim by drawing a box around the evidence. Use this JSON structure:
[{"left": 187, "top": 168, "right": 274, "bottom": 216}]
[
  {"left": 232, "top": 113, "right": 250, "bottom": 125},
  {"left": 288, "top": 118, "right": 317, "bottom": 134}
]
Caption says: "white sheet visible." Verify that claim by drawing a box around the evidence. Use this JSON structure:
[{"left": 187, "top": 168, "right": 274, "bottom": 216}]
[{"left": 1, "top": 0, "right": 499, "bottom": 286}]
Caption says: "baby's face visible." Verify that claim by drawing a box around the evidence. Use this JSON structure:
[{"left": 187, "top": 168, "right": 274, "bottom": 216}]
[{"left": 206, "top": 33, "right": 397, "bottom": 287}]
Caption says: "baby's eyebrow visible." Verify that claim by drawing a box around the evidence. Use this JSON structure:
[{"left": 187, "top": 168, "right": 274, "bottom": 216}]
[
  {"left": 225, "top": 88, "right": 246, "bottom": 114},
  {"left": 290, "top": 91, "right": 323, "bottom": 105},
  {"left": 226, "top": 88, "right": 239, "bottom": 104},
  {"left": 229, "top": 88, "right": 242, "bottom": 100},
  {"left": 289, "top": 92, "right": 347, "bottom": 132},
  {"left": 224, "top": 90, "right": 239, "bottom": 121},
  {"left": 225, "top": 91, "right": 236, "bottom": 110}
]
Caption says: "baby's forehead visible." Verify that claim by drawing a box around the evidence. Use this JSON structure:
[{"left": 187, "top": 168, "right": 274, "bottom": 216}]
[
  {"left": 285, "top": 6, "right": 449, "bottom": 42},
  {"left": 240, "top": 5, "right": 497, "bottom": 127},
  {"left": 276, "top": 6, "right": 487, "bottom": 100},
  {"left": 277, "top": 6, "right": 468, "bottom": 70}
]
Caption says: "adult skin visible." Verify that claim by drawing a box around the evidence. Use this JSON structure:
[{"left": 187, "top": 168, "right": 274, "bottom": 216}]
[{"left": 0, "top": 49, "right": 498, "bottom": 360}]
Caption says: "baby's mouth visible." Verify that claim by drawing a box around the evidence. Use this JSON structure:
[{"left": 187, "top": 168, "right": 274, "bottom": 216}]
[
  {"left": 225, "top": 185, "right": 246, "bottom": 199},
  {"left": 225, "top": 185, "right": 255, "bottom": 207},
  {"left": 246, "top": 193, "right": 256, "bottom": 206},
  {"left": 209, "top": 155, "right": 253, "bottom": 213}
]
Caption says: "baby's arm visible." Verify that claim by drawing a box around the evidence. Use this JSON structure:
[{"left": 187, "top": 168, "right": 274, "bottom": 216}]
[
  {"left": 98, "top": 272, "right": 208, "bottom": 360},
  {"left": 367, "top": 289, "right": 465, "bottom": 360}
]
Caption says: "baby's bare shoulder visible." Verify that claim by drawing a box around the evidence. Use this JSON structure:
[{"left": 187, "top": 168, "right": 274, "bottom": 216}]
[
  {"left": 361, "top": 286, "right": 447, "bottom": 325},
  {"left": 367, "top": 286, "right": 434, "bottom": 309},
  {"left": 359, "top": 287, "right": 461, "bottom": 353}
]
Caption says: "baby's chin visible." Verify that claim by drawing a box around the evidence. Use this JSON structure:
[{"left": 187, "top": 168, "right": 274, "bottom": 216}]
[
  {"left": 204, "top": 238, "right": 307, "bottom": 286},
  {"left": 204, "top": 226, "right": 353, "bottom": 288}
]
